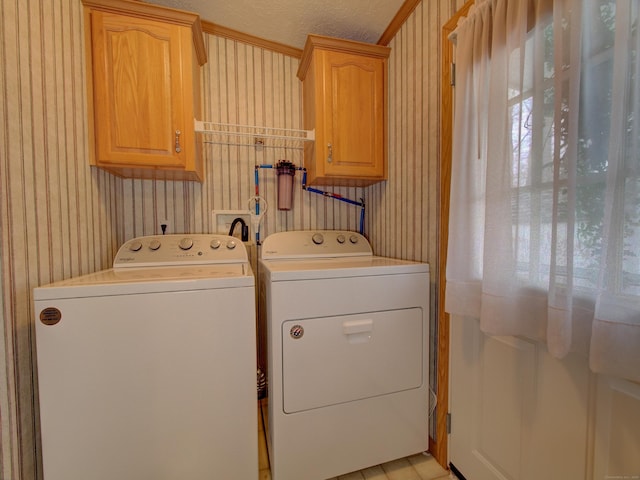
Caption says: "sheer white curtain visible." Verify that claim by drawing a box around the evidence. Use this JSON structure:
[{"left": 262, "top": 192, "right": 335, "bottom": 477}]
[{"left": 446, "top": 0, "right": 640, "bottom": 382}]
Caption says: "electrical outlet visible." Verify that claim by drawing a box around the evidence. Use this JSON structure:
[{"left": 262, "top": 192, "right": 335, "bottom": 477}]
[
  {"left": 160, "top": 219, "right": 170, "bottom": 235},
  {"left": 212, "top": 210, "right": 252, "bottom": 239}
]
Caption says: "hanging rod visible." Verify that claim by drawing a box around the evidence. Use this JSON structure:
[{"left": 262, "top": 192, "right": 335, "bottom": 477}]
[
  {"left": 194, "top": 120, "right": 315, "bottom": 143},
  {"left": 202, "top": 140, "right": 304, "bottom": 151}
]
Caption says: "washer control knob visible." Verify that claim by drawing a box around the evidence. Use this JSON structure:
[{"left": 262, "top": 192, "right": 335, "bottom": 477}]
[
  {"left": 312, "top": 233, "right": 324, "bottom": 245},
  {"left": 129, "top": 240, "right": 143, "bottom": 252},
  {"left": 336, "top": 234, "right": 346, "bottom": 244},
  {"left": 178, "top": 238, "right": 193, "bottom": 250},
  {"left": 148, "top": 239, "right": 161, "bottom": 251},
  {"left": 349, "top": 235, "right": 359, "bottom": 244},
  {"left": 226, "top": 240, "right": 237, "bottom": 250},
  {"left": 210, "top": 239, "right": 222, "bottom": 250}
]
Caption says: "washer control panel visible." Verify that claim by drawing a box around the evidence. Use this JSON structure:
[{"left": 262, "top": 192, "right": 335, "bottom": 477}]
[
  {"left": 261, "top": 230, "right": 372, "bottom": 259},
  {"left": 114, "top": 234, "right": 248, "bottom": 268}
]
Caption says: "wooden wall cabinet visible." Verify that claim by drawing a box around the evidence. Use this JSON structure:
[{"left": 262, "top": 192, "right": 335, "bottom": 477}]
[
  {"left": 82, "top": 0, "right": 207, "bottom": 182},
  {"left": 297, "top": 35, "right": 390, "bottom": 187}
]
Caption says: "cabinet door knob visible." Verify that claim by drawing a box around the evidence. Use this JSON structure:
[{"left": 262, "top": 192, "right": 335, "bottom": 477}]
[
  {"left": 327, "top": 143, "right": 332, "bottom": 163},
  {"left": 175, "top": 130, "right": 182, "bottom": 153}
]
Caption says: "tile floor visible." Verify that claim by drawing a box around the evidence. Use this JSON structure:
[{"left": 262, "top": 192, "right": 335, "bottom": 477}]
[{"left": 258, "top": 399, "right": 452, "bottom": 480}]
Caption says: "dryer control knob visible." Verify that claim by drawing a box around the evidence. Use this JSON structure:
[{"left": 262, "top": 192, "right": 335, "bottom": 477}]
[
  {"left": 149, "top": 239, "right": 161, "bottom": 251},
  {"left": 336, "top": 234, "right": 346, "bottom": 244},
  {"left": 178, "top": 238, "right": 194, "bottom": 250},
  {"left": 129, "top": 241, "right": 143, "bottom": 252},
  {"left": 349, "top": 235, "right": 359, "bottom": 244},
  {"left": 210, "top": 239, "right": 222, "bottom": 250},
  {"left": 226, "top": 240, "right": 237, "bottom": 250},
  {"left": 312, "top": 233, "right": 324, "bottom": 245}
]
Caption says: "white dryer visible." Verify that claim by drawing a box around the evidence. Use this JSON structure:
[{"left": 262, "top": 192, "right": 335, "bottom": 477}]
[
  {"left": 34, "top": 234, "right": 257, "bottom": 480},
  {"left": 259, "top": 230, "right": 430, "bottom": 480}
]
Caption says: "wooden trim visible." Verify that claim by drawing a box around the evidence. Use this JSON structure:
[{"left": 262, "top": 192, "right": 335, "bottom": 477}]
[
  {"left": 191, "top": 18, "right": 208, "bottom": 66},
  {"left": 376, "top": 0, "right": 422, "bottom": 46},
  {"left": 203, "top": 0, "right": 423, "bottom": 55},
  {"left": 297, "top": 34, "right": 391, "bottom": 80},
  {"left": 432, "top": 0, "right": 475, "bottom": 469},
  {"left": 201, "top": 20, "right": 303, "bottom": 59},
  {"left": 81, "top": 0, "right": 207, "bottom": 65},
  {"left": 190, "top": 0, "right": 427, "bottom": 59},
  {"left": 82, "top": 0, "right": 198, "bottom": 23},
  {"left": 83, "top": 5, "right": 97, "bottom": 168}
]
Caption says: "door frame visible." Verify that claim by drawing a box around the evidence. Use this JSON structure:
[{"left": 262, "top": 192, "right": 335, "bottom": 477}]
[{"left": 432, "top": 0, "right": 475, "bottom": 469}]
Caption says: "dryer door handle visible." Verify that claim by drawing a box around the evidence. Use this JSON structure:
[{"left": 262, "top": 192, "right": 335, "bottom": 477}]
[{"left": 343, "top": 319, "right": 373, "bottom": 336}]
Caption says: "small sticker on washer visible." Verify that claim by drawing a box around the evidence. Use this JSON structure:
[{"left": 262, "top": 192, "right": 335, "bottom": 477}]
[
  {"left": 289, "top": 325, "right": 304, "bottom": 339},
  {"left": 40, "top": 307, "right": 62, "bottom": 326}
]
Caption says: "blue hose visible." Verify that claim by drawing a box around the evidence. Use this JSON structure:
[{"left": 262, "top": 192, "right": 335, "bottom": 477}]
[{"left": 254, "top": 164, "right": 366, "bottom": 235}]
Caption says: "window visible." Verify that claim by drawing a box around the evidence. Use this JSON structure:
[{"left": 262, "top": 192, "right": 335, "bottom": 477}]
[{"left": 447, "top": 0, "right": 640, "bottom": 381}]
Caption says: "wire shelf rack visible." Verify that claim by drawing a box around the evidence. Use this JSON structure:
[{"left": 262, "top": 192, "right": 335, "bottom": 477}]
[{"left": 195, "top": 120, "right": 314, "bottom": 150}]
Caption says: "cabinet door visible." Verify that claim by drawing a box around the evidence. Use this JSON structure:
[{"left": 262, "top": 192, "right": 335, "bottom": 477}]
[
  {"left": 90, "top": 11, "right": 191, "bottom": 169},
  {"left": 319, "top": 51, "right": 386, "bottom": 181}
]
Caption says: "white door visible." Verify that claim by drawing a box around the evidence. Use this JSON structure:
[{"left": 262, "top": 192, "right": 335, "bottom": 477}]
[
  {"left": 448, "top": 315, "right": 593, "bottom": 480},
  {"left": 593, "top": 376, "right": 640, "bottom": 480}
]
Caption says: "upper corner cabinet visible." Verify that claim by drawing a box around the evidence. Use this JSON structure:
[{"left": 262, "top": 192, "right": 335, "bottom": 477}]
[
  {"left": 82, "top": 0, "right": 207, "bottom": 182},
  {"left": 297, "top": 35, "right": 390, "bottom": 187}
]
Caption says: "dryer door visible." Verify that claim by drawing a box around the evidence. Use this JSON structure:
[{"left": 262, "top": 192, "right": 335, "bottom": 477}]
[{"left": 282, "top": 308, "right": 423, "bottom": 413}]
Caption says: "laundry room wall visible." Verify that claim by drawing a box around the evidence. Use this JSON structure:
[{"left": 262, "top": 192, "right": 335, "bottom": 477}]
[
  {"left": 364, "top": 0, "right": 466, "bottom": 444},
  {"left": 114, "top": 33, "right": 364, "bottom": 245},
  {"left": 115, "top": 1, "right": 465, "bottom": 248},
  {"left": 0, "top": 1, "right": 120, "bottom": 478}
]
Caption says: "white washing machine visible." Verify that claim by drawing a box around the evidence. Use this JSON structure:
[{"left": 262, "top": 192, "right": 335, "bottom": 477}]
[
  {"left": 259, "top": 230, "right": 430, "bottom": 480},
  {"left": 34, "top": 234, "right": 258, "bottom": 480}
]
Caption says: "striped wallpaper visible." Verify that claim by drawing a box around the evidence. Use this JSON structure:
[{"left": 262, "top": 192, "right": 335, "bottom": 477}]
[
  {"left": 0, "top": 0, "right": 463, "bottom": 478},
  {"left": 366, "top": 0, "right": 465, "bottom": 440},
  {"left": 114, "top": 34, "right": 364, "bottom": 245},
  {"left": 1, "top": 0, "right": 120, "bottom": 478}
]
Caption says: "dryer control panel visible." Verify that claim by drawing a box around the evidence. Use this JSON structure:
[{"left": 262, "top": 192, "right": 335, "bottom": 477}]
[
  {"left": 114, "top": 234, "right": 249, "bottom": 267},
  {"left": 261, "top": 230, "right": 372, "bottom": 260}
]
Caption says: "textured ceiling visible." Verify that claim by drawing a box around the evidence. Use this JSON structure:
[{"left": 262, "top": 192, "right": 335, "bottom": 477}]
[{"left": 146, "top": 0, "right": 405, "bottom": 49}]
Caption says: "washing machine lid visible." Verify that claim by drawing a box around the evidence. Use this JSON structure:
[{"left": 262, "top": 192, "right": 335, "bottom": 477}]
[
  {"left": 35, "top": 234, "right": 256, "bottom": 301},
  {"left": 34, "top": 263, "right": 254, "bottom": 300}
]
